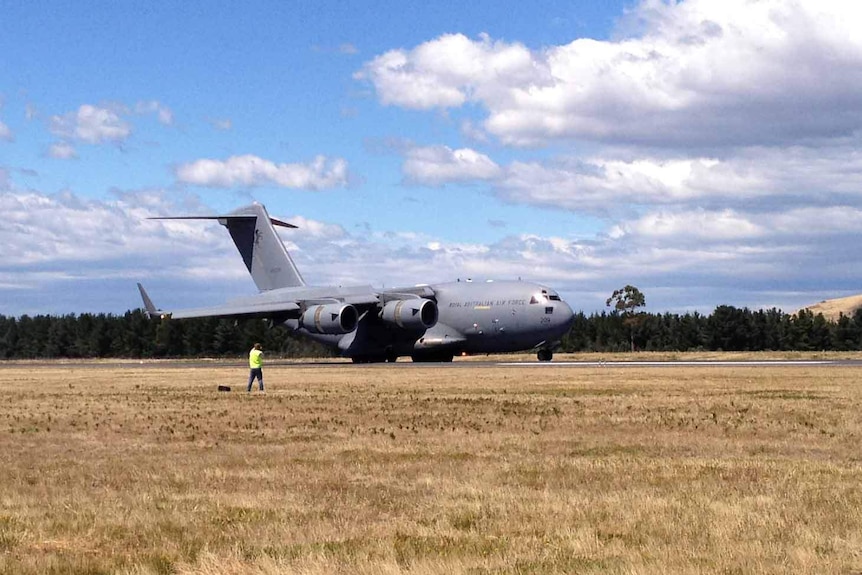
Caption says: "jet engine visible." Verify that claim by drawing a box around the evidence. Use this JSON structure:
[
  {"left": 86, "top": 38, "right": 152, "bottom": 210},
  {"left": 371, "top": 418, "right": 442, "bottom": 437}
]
[
  {"left": 300, "top": 303, "right": 358, "bottom": 334},
  {"left": 380, "top": 298, "right": 438, "bottom": 330}
]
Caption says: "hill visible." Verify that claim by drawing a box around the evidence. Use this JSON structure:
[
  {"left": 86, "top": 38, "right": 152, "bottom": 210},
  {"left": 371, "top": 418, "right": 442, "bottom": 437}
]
[{"left": 800, "top": 293, "right": 862, "bottom": 321}]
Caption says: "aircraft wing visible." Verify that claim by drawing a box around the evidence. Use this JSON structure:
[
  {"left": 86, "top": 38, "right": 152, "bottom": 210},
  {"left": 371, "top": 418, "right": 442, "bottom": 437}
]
[
  {"left": 137, "top": 283, "right": 300, "bottom": 320},
  {"left": 167, "top": 301, "right": 301, "bottom": 321},
  {"left": 137, "top": 281, "right": 438, "bottom": 336}
]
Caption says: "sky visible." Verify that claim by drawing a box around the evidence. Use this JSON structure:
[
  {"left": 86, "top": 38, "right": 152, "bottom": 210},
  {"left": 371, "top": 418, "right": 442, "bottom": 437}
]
[{"left": 2, "top": 0, "right": 862, "bottom": 317}]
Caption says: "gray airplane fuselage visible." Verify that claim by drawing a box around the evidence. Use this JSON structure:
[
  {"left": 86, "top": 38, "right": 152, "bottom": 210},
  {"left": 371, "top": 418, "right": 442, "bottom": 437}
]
[{"left": 293, "top": 279, "right": 574, "bottom": 360}]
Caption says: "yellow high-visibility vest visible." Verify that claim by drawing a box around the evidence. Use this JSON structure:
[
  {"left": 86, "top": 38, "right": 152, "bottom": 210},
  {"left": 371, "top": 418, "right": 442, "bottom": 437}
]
[{"left": 249, "top": 348, "right": 263, "bottom": 368}]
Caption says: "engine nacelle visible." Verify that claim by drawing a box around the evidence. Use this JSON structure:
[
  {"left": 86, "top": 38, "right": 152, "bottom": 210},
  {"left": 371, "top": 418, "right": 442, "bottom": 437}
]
[
  {"left": 380, "top": 299, "right": 438, "bottom": 331},
  {"left": 300, "top": 303, "right": 358, "bottom": 334}
]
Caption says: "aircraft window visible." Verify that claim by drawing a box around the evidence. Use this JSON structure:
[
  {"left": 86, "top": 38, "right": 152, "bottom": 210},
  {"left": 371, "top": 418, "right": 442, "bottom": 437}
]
[
  {"left": 545, "top": 307, "right": 553, "bottom": 314},
  {"left": 531, "top": 292, "right": 551, "bottom": 304},
  {"left": 548, "top": 295, "right": 561, "bottom": 301}
]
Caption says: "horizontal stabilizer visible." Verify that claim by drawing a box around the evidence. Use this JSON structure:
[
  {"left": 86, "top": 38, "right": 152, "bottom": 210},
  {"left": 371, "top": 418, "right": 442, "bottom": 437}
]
[{"left": 150, "top": 215, "right": 298, "bottom": 229}]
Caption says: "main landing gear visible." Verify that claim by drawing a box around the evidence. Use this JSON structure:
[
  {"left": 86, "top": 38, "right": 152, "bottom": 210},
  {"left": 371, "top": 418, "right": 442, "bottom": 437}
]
[{"left": 537, "top": 348, "right": 553, "bottom": 362}]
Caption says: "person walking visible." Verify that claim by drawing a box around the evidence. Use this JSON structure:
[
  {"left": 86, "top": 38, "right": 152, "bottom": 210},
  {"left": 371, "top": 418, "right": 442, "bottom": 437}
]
[{"left": 247, "top": 343, "right": 265, "bottom": 393}]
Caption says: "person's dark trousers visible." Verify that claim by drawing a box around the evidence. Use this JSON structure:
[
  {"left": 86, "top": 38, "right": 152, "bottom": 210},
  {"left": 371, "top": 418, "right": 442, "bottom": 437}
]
[{"left": 247, "top": 368, "right": 264, "bottom": 392}]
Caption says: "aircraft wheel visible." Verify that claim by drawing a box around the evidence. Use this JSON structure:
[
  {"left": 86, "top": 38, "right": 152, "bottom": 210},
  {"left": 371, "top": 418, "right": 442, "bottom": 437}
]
[{"left": 537, "top": 349, "right": 553, "bottom": 362}]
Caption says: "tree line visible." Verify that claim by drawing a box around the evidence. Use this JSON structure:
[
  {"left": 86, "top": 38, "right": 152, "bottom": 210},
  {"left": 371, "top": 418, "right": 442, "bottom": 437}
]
[
  {"left": 0, "top": 311, "right": 332, "bottom": 359},
  {"left": 1, "top": 305, "right": 862, "bottom": 359},
  {"left": 562, "top": 306, "right": 862, "bottom": 353}
]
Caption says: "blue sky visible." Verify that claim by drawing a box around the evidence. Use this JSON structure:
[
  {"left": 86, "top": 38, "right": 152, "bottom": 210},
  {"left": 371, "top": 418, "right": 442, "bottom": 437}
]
[{"left": 2, "top": 0, "right": 862, "bottom": 317}]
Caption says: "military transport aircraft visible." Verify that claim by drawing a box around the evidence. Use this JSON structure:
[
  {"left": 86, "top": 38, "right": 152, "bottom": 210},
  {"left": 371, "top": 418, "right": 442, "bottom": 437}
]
[{"left": 137, "top": 203, "right": 575, "bottom": 362}]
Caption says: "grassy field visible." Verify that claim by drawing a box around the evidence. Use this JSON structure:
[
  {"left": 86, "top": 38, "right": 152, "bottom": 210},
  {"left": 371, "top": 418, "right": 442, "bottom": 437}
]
[{"left": 1, "top": 358, "right": 862, "bottom": 574}]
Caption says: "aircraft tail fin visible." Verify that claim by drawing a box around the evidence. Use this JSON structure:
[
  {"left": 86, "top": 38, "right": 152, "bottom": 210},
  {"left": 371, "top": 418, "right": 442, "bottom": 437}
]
[{"left": 152, "top": 203, "right": 306, "bottom": 291}]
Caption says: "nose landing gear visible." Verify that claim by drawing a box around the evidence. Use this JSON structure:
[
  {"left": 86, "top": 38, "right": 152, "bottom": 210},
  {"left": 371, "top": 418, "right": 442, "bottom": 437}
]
[{"left": 537, "top": 348, "right": 553, "bottom": 362}]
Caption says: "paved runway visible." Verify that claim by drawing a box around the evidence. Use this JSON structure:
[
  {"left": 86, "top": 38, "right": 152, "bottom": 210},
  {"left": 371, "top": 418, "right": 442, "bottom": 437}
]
[
  {"left": 496, "top": 360, "right": 860, "bottom": 367},
  {"left": 5, "top": 358, "right": 860, "bottom": 369}
]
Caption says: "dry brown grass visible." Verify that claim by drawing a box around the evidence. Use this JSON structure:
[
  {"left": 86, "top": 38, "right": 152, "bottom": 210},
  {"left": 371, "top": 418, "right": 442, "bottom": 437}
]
[{"left": 2, "top": 360, "right": 862, "bottom": 574}]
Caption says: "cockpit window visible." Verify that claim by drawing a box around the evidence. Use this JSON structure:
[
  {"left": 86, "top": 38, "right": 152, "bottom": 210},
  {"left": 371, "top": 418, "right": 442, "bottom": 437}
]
[{"left": 532, "top": 291, "right": 561, "bottom": 304}]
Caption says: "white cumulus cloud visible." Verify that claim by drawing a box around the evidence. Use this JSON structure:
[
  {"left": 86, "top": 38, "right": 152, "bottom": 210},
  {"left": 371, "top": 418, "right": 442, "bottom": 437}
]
[
  {"left": 403, "top": 145, "right": 501, "bottom": 185},
  {"left": 135, "top": 100, "right": 174, "bottom": 125},
  {"left": 357, "top": 32, "right": 538, "bottom": 111},
  {"left": 359, "top": 1, "right": 862, "bottom": 147},
  {"left": 48, "top": 142, "right": 78, "bottom": 159},
  {"left": 493, "top": 145, "right": 862, "bottom": 213},
  {"left": 50, "top": 104, "right": 132, "bottom": 144},
  {"left": 175, "top": 154, "right": 349, "bottom": 190},
  {"left": 611, "top": 209, "right": 765, "bottom": 242}
]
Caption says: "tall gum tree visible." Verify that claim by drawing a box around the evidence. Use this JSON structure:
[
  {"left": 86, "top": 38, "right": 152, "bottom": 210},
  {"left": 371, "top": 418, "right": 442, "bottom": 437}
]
[{"left": 607, "top": 285, "right": 646, "bottom": 352}]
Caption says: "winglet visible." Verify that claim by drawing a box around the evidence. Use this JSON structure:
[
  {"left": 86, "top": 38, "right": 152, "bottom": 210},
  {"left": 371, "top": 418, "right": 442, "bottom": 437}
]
[{"left": 137, "top": 283, "right": 170, "bottom": 319}]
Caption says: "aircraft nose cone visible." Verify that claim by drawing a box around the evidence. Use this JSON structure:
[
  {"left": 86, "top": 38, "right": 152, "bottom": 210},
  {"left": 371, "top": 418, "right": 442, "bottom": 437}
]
[{"left": 558, "top": 300, "right": 575, "bottom": 331}]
